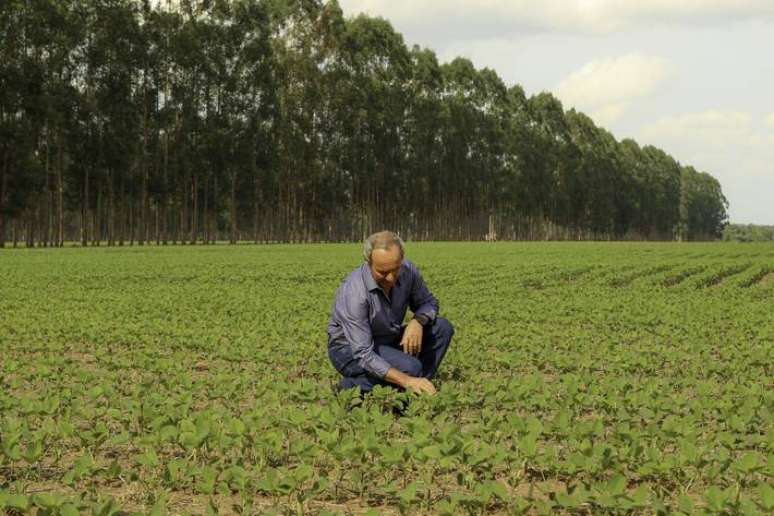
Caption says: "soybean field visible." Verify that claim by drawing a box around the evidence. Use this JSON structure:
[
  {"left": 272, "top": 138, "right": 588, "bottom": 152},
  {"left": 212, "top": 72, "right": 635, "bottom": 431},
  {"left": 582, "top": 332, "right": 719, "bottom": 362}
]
[{"left": 1, "top": 242, "right": 772, "bottom": 514}]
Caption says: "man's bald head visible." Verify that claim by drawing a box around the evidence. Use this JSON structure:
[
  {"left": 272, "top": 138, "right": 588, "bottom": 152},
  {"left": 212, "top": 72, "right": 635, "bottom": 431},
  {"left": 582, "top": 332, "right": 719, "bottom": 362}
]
[
  {"left": 363, "top": 230, "right": 404, "bottom": 264},
  {"left": 364, "top": 231, "right": 404, "bottom": 291}
]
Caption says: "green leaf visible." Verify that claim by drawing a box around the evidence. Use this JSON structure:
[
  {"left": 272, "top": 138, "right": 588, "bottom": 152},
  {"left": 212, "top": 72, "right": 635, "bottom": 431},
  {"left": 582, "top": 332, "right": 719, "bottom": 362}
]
[
  {"left": 518, "top": 434, "right": 538, "bottom": 458},
  {"left": 23, "top": 439, "right": 44, "bottom": 463},
  {"left": 148, "top": 495, "right": 168, "bottom": 516},
  {"left": 605, "top": 475, "right": 626, "bottom": 496},
  {"left": 60, "top": 503, "right": 81, "bottom": 516},
  {"left": 136, "top": 449, "right": 160, "bottom": 467},
  {"left": 758, "top": 483, "right": 774, "bottom": 512},
  {"left": 398, "top": 482, "right": 419, "bottom": 504},
  {"left": 422, "top": 445, "right": 442, "bottom": 460},
  {"left": 628, "top": 485, "right": 649, "bottom": 508},
  {"left": 1, "top": 493, "right": 30, "bottom": 511},
  {"left": 677, "top": 495, "right": 694, "bottom": 514},
  {"left": 93, "top": 496, "right": 121, "bottom": 516},
  {"left": 292, "top": 464, "right": 313, "bottom": 483},
  {"left": 703, "top": 486, "right": 729, "bottom": 512},
  {"left": 733, "top": 452, "right": 761, "bottom": 474},
  {"left": 481, "top": 480, "right": 508, "bottom": 501},
  {"left": 32, "top": 492, "right": 62, "bottom": 509},
  {"left": 196, "top": 466, "right": 218, "bottom": 495}
]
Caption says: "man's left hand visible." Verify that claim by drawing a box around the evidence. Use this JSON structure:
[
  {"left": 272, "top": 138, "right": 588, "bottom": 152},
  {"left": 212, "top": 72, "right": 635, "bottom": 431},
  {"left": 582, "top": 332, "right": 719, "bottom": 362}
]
[{"left": 401, "top": 319, "right": 424, "bottom": 355}]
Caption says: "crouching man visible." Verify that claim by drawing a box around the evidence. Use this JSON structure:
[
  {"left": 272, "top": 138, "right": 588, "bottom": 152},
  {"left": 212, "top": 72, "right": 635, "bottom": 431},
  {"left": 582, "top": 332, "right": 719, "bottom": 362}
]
[{"left": 327, "top": 230, "right": 454, "bottom": 395}]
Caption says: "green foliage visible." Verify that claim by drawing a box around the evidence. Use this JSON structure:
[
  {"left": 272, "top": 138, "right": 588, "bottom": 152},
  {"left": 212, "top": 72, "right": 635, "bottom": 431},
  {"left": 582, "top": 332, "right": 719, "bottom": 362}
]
[
  {"left": 0, "top": 0, "right": 728, "bottom": 247},
  {"left": 723, "top": 224, "right": 774, "bottom": 242},
  {"left": 0, "top": 242, "right": 771, "bottom": 512}
]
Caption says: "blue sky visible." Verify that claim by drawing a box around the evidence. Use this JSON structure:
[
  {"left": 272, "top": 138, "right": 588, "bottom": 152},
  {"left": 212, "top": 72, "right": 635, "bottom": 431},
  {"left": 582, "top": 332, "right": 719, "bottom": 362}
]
[{"left": 340, "top": 1, "right": 774, "bottom": 224}]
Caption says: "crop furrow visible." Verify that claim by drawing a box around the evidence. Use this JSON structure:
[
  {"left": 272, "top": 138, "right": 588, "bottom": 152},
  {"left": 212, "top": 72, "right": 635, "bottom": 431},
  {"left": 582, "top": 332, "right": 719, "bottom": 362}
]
[
  {"left": 552, "top": 265, "right": 599, "bottom": 283},
  {"left": 590, "top": 264, "right": 638, "bottom": 284},
  {"left": 694, "top": 262, "right": 752, "bottom": 288},
  {"left": 733, "top": 266, "right": 772, "bottom": 288},
  {"left": 661, "top": 265, "right": 707, "bottom": 287},
  {"left": 753, "top": 270, "right": 774, "bottom": 287},
  {"left": 607, "top": 264, "right": 674, "bottom": 287}
]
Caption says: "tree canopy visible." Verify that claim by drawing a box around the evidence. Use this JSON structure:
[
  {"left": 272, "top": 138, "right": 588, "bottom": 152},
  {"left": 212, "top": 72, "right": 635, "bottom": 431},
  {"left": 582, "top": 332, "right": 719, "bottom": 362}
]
[
  {"left": 723, "top": 224, "right": 774, "bottom": 242},
  {"left": 0, "top": 0, "right": 729, "bottom": 247}
]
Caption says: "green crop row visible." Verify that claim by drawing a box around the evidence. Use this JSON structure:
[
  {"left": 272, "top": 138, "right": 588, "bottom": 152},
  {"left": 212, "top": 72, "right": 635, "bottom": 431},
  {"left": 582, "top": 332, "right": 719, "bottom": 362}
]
[{"left": 1, "top": 242, "right": 772, "bottom": 514}]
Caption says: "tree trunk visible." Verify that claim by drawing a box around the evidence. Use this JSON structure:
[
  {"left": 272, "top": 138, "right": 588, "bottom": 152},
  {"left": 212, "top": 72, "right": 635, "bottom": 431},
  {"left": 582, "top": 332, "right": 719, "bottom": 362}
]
[
  {"left": 203, "top": 175, "right": 209, "bottom": 244},
  {"left": 45, "top": 129, "right": 52, "bottom": 247},
  {"left": 57, "top": 127, "right": 64, "bottom": 247},
  {"left": 0, "top": 153, "right": 6, "bottom": 249},
  {"left": 212, "top": 172, "right": 217, "bottom": 244},
  {"left": 161, "top": 113, "right": 170, "bottom": 245},
  {"left": 253, "top": 176, "right": 260, "bottom": 244},
  {"left": 107, "top": 170, "right": 114, "bottom": 246},
  {"left": 94, "top": 177, "right": 101, "bottom": 246},
  {"left": 26, "top": 208, "right": 34, "bottom": 248},
  {"left": 140, "top": 163, "right": 148, "bottom": 245},
  {"left": 230, "top": 171, "right": 237, "bottom": 244},
  {"left": 178, "top": 188, "right": 185, "bottom": 245},
  {"left": 129, "top": 199, "right": 135, "bottom": 245},
  {"left": 140, "top": 69, "right": 149, "bottom": 246},
  {"left": 155, "top": 202, "right": 160, "bottom": 245},
  {"left": 189, "top": 173, "right": 197, "bottom": 244},
  {"left": 82, "top": 167, "right": 89, "bottom": 246},
  {"left": 118, "top": 171, "right": 125, "bottom": 246}
]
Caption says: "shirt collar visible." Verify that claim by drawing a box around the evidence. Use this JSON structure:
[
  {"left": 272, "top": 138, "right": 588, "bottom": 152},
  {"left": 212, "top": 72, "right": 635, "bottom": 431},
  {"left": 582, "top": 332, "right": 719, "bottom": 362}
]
[{"left": 362, "top": 263, "right": 380, "bottom": 292}]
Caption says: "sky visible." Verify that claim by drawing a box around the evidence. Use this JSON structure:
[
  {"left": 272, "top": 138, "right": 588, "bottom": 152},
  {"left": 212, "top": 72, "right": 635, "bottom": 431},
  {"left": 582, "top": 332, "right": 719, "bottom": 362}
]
[{"left": 339, "top": 0, "right": 774, "bottom": 224}]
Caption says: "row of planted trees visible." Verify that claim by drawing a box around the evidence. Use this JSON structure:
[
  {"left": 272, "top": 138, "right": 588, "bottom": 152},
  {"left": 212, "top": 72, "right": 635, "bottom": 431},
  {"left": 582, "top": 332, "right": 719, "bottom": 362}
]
[{"left": 0, "top": 0, "right": 728, "bottom": 248}]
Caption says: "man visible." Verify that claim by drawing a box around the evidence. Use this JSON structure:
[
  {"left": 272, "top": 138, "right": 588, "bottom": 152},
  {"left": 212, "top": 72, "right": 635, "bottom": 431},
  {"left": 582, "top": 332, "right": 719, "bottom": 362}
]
[{"left": 327, "top": 230, "right": 454, "bottom": 395}]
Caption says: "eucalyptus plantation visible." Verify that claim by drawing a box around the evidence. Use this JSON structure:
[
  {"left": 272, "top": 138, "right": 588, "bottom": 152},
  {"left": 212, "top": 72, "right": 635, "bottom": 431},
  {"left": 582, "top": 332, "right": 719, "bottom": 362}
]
[{"left": 0, "top": 0, "right": 728, "bottom": 246}]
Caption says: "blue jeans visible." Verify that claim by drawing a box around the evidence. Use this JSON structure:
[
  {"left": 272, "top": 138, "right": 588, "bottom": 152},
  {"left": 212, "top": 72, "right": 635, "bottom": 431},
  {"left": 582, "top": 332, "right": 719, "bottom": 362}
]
[{"left": 328, "top": 317, "right": 454, "bottom": 392}]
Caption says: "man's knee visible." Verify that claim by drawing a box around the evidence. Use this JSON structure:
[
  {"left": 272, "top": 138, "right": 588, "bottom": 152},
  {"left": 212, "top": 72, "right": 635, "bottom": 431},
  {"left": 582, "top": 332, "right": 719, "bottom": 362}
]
[
  {"left": 434, "top": 317, "right": 455, "bottom": 340},
  {"left": 398, "top": 355, "right": 423, "bottom": 377}
]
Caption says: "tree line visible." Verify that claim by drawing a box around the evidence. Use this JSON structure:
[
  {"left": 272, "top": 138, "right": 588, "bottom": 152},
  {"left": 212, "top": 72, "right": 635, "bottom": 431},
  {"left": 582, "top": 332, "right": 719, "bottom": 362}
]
[
  {"left": 0, "top": 0, "right": 729, "bottom": 247},
  {"left": 722, "top": 224, "right": 774, "bottom": 242}
]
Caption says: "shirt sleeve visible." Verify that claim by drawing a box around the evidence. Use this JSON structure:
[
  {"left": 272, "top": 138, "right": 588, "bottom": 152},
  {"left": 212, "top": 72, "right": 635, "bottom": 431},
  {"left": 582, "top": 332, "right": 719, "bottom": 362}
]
[
  {"left": 334, "top": 282, "right": 392, "bottom": 379},
  {"left": 409, "top": 264, "right": 439, "bottom": 325}
]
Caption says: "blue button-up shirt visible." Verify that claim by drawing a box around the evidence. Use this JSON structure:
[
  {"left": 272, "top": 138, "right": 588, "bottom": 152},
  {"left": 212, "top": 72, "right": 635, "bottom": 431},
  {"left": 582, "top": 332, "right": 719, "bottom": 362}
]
[{"left": 327, "top": 258, "right": 439, "bottom": 378}]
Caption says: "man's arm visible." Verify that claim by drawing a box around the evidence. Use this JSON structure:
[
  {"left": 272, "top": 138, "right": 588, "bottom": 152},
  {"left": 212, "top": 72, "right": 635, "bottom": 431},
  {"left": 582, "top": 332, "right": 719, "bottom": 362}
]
[
  {"left": 408, "top": 263, "right": 439, "bottom": 324},
  {"left": 336, "top": 287, "right": 392, "bottom": 378},
  {"left": 400, "top": 262, "right": 439, "bottom": 357}
]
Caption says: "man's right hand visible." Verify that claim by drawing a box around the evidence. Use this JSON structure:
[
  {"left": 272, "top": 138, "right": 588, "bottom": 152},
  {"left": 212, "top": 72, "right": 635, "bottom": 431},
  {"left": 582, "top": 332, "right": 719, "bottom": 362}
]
[
  {"left": 385, "top": 367, "right": 437, "bottom": 395},
  {"left": 404, "top": 377, "right": 437, "bottom": 395}
]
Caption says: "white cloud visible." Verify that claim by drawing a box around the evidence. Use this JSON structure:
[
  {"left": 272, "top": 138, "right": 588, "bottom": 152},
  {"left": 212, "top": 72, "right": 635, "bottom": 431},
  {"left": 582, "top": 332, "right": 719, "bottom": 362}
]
[
  {"left": 638, "top": 110, "right": 774, "bottom": 223},
  {"left": 640, "top": 110, "right": 764, "bottom": 149},
  {"left": 590, "top": 103, "right": 627, "bottom": 125},
  {"left": 554, "top": 54, "right": 671, "bottom": 124},
  {"left": 339, "top": 1, "right": 774, "bottom": 35}
]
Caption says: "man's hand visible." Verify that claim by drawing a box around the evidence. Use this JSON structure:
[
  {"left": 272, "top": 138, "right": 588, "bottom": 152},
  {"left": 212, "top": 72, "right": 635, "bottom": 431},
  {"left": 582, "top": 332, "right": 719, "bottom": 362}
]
[
  {"left": 404, "top": 376, "right": 437, "bottom": 395},
  {"left": 401, "top": 319, "right": 424, "bottom": 355},
  {"left": 384, "top": 367, "right": 437, "bottom": 396}
]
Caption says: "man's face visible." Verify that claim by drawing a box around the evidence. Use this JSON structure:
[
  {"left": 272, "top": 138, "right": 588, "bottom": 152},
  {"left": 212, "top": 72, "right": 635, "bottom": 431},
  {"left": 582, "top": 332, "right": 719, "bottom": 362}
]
[{"left": 369, "top": 246, "right": 402, "bottom": 291}]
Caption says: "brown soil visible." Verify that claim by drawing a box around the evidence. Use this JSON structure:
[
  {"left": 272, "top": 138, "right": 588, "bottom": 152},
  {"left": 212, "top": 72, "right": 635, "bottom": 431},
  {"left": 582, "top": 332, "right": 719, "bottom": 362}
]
[{"left": 758, "top": 272, "right": 774, "bottom": 287}]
